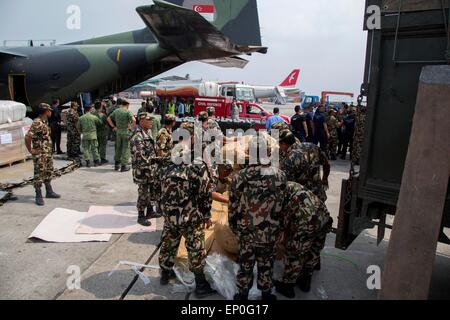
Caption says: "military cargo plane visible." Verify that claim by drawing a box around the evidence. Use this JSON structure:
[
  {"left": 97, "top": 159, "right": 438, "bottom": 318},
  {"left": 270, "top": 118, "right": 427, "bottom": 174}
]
[{"left": 0, "top": 0, "right": 266, "bottom": 111}]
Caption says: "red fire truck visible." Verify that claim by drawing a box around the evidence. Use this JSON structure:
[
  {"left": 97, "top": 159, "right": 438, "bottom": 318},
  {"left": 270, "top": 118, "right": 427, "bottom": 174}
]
[{"left": 192, "top": 97, "right": 290, "bottom": 131}]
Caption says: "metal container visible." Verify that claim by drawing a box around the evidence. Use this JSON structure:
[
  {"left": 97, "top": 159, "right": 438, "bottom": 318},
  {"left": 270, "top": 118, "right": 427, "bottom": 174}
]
[{"left": 336, "top": 0, "right": 450, "bottom": 249}]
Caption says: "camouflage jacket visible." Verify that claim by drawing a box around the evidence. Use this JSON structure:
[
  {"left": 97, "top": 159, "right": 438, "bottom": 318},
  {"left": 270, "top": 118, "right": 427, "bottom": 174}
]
[
  {"left": 66, "top": 109, "right": 80, "bottom": 135},
  {"left": 130, "top": 127, "right": 158, "bottom": 185},
  {"left": 229, "top": 165, "right": 287, "bottom": 245},
  {"left": 281, "top": 142, "right": 328, "bottom": 202},
  {"left": 26, "top": 117, "right": 52, "bottom": 156},
  {"left": 156, "top": 127, "right": 173, "bottom": 157},
  {"left": 282, "top": 182, "right": 331, "bottom": 242},
  {"left": 326, "top": 115, "right": 339, "bottom": 139},
  {"left": 206, "top": 118, "right": 221, "bottom": 132},
  {"left": 156, "top": 154, "right": 213, "bottom": 228}
]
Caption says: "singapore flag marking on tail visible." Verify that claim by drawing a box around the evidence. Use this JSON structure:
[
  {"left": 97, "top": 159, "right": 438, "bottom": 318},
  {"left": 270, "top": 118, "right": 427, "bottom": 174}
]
[{"left": 193, "top": 4, "right": 215, "bottom": 22}]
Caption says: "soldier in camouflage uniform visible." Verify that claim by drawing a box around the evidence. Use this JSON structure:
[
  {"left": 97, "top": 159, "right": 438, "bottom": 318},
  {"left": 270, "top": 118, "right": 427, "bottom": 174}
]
[
  {"left": 279, "top": 130, "right": 330, "bottom": 203},
  {"left": 156, "top": 114, "right": 176, "bottom": 157},
  {"left": 25, "top": 104, "right": 61, "bottom": 206},
  {"left": 157, "top": 122, "right": 216, "bottom": 299},
  {"left": 130, "top": 113, "right": 159, "bottom": 226},
  {"left": 77, "top": 104, "right": 102, "bottom": 168},
  {"left": 229, "top": 136, "right": 287, "bottom": 301},
  {"left": 66, "top": 101, "right": 81, "bottom": 161},
  {"left": 275, "top": 182, "right": 333, "bottom": 298},
  {"left": 326, "top": 108, "right": 339, "bottom": 160},
  {"left": 93, "top": 100, "right": 109, "bottom": 164}
]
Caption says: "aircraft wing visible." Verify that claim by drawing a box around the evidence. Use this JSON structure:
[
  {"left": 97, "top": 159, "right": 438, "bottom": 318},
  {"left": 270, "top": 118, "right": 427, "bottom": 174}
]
[
  {"left": 136, "top": 0, "right": 267, "bottom": 62},
  {"left": 200, "top": 56, "right": 249, "bottom": 69},
  {"left": 0, "top": 49, "right": 28, "bottom": 60}
]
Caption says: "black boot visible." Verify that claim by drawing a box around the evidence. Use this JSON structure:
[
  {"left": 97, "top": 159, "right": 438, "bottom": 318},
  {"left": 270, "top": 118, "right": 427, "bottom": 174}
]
[
  {"left": 261, "top": 291, "right": 277, "bottom": 301},
  {"left": 297, "top": 273, "right": 312, "bottom": 293},
  {"left": 315, "top": 259, "right": 321, "bottom": 271},
  {"left": 94, "top": 160, "right": 101, "bottom": 167},
  {"left": 160, "top": 269, "right": 177, "bottom": 286},
  {"left": 45, "top": 182, "right": 61, "bottom": 199},
  {"left": 275, "top": 281, "right": 295, "bottom": 299},
  {"left": 137, "top": 211, "right": 151, "bottom": 227},
  {"left": 120, "top": 165, "right": 130, "bottom": 172},
  {"left": 233, "top": 291, "right": 249, "bottom": 301},
  {"left": 85, "top": 160, "right": 91, "bottom": 168},
  {"left": 146, "top": 206, "right": 162, "bottom": 219},
  {"left": 35, "top": 187, "right": 45, "bottom": 206},
  {"left": 114, "top": 162, "right": 120, "bottom": 171},
  {"left": 194, "top": 272, "right": 216, "bottom": 299}
]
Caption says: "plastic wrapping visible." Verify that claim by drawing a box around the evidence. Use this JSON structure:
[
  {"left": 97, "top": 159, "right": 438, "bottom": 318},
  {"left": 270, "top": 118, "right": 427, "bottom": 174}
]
[
  {"left": 173, "top": 262, "right": 196, "bottom": 293},
  {"left": 0, "top": 101, "right": 27, "bottom": 125},
  {"left": 204, "top": 253, "right": 239, "bottom": 300}
]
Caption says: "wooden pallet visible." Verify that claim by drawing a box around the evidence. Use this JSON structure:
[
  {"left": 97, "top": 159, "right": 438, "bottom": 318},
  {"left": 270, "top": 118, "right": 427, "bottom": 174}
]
[{"left": 0, "top": 157, "right": 30, "bottom": 168}]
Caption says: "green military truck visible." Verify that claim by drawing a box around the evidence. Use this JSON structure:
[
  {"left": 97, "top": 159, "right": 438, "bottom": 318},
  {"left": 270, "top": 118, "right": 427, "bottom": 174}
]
[{"left": 336, "top": 0, "right": 450, "bottom": 250}]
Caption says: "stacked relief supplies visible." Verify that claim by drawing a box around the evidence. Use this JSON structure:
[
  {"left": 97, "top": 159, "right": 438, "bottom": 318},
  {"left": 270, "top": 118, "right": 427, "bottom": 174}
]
[{"left": 0, "top": 101, "right": 32, "bottom": 166}]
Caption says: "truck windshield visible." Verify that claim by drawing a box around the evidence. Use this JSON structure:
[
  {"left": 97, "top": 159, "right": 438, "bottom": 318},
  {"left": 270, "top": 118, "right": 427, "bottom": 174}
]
[{"left": 236, "top": 88, "right": 255, "bottom": 101}]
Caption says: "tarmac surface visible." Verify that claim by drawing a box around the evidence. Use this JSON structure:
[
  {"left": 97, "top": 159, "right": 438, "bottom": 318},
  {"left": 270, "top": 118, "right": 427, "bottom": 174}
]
[{"left": 1, "top": 100, "right": 449, "bottom": 300}]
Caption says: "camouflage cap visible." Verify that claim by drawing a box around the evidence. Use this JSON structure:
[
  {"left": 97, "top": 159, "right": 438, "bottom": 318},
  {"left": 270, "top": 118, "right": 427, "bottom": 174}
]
[
  {"left": 206, "top": 107, "right": 216, "bottom": 116},
  {"left": 198, "top": 111, "right": 208, "bottom": 122},
  {"left": 218, "top": 160, "right": 233, "bottom": 172},
  {"left": 38, "top": 103, "right": 52, "bottom": 113},
  {"left": 279, "top": 128, "right": 295, "bottom": 143},
  {"left": 137, "top": 112, "right": 154, "bottom": 121},
  {"left": 180, "top": 122, "right": 195, "bottom": 135},
  {"left": 270, "top": 121, "right": 290, "bottom": 131},
  {"left": 165, "top": 114, "right": 176, "bottom": 122}
]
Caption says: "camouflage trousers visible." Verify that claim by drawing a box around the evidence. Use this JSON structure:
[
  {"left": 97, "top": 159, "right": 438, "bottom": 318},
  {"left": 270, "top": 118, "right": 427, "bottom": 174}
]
[
  {"left": 137, "top": 183, "right": 153, "bottom": 212},
  {"left": 97, "top": 135, "right": 108, "bottom": 160},
  {"left": 115, "top": 134, "right": 131, "bottom": 166},
  {"left": 328, "top": 134, "right": 338, "bottom": 158},
  {"left": 159, "top": 220, "right": 206, "bottom": 274},
  {"left": 33, "top": 154, "right": 54, "bottom": 189},
  {"left": 306, "top": 182, "right": 327, "bottom": 204},
  {"left": 67, "top": 131, "right": 81, "bottom": 158},
  {"left": 82, "top": 139, "right": 100, "bottom": 162},
  {"left": 283, "top": 217, "right": 333, "bottom": 283},
  {"left": 236, "top": 240, "right": 277, "bottom": 294}
]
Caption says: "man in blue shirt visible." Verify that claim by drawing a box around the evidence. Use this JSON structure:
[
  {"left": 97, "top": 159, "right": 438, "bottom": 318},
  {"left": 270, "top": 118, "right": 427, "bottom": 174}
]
[
  {"left": 177, "top": 101, "right": 185, "bottom": 118},
  {"left": 266, "top": 108, "right": 286, "bottom": 130},
  {"left": 313, "top": 104, "right": 329, "bottom": 152}
]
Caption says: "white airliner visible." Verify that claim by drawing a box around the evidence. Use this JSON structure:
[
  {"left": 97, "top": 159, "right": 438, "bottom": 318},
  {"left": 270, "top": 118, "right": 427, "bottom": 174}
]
[{"left": 252, "top": 69, "right": 301, "bottom": 104}]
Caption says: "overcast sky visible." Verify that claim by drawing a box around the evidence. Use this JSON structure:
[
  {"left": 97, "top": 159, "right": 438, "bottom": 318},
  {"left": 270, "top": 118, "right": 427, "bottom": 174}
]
[{"left": 0, "top": 0, "right": 367, "bottom": 97}]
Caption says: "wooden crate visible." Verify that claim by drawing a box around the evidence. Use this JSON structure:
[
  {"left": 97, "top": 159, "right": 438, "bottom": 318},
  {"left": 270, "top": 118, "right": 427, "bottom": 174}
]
[{"left": 0, "top": 121, "right": 31, "bottom": 167}]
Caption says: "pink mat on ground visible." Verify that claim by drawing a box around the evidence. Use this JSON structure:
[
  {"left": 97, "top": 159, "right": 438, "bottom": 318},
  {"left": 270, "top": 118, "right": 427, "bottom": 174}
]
[{"left": 76, "top": 206, "right": 156, "bottom": 234}]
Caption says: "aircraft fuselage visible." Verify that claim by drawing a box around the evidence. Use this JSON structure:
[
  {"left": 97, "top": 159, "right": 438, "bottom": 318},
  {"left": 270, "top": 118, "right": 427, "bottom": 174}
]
[{"left": 0, "top": 44, "right": 172, "bottom": 108}]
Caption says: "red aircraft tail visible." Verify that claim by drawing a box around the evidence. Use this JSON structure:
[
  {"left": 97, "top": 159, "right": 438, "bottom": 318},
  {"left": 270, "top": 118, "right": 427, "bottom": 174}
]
[{"left": 280, "top": 69, "right": 300, "bottom": 87}]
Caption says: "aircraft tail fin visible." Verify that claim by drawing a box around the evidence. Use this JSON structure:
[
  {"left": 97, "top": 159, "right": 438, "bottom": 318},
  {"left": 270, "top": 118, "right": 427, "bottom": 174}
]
[
  {"left": 72, "top": 0, "right": 263, "bottom": 49},
  {"left": 280, "top": 69, "right": 300, "bottom": 87},
  {"left": 136, "top": 0, "right": 266, "bottom": 62}
]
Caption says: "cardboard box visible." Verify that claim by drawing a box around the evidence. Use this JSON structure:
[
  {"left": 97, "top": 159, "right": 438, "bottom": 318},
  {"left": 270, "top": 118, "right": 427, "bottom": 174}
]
[{"left": 0, "top": 120, "right": 31, "bottom": 166}]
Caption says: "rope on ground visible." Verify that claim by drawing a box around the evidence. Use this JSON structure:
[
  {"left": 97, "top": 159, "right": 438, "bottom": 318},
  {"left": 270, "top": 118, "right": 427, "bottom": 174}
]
[{"left": 0, "top": 161, "right": 80, "bottom": 206}]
